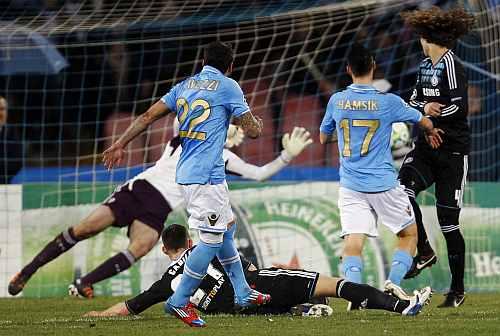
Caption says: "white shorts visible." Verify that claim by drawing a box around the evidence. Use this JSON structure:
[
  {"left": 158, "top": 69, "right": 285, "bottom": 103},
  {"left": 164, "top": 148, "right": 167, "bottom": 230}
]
[
  {"left": 338, "top": 184, "right": 415, "bottom": 238},
  {"left": 181, "top": 182, "right": 234, "bottom": 234}
]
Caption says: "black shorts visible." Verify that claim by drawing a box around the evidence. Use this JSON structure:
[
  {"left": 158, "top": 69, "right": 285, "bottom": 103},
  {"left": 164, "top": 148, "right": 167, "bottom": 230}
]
[
  {"left": 246, "top": 268, "right": 319, "bottom": 314},
  {"left": 398, "top": 147, "right": 468, "bottom": 209},
  {"left": 103, "top": 179, "right": 172, "bottom": 236}
]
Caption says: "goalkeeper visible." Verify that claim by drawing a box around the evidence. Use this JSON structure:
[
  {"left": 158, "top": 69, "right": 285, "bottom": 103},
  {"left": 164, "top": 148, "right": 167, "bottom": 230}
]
[
  {"left": 8, "top": 125, "right": 312, "bottom": 298},
  {"left": 85, "top": 224, "right": 431, "bottom": 318}
]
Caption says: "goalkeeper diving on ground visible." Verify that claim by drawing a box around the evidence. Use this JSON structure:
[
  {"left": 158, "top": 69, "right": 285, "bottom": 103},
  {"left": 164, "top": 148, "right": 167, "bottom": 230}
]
[
  {"left": 84, "top": 224, "right": 431, "bottom": 318},
  {"left": 8, "top": 123, "right": 312, "bottom": 298}
]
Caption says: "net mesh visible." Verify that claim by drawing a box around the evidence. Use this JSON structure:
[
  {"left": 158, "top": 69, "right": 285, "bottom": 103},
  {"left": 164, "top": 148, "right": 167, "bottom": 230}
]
[{"left": 1, "top": 0, "right": 499, "bottom": 297}]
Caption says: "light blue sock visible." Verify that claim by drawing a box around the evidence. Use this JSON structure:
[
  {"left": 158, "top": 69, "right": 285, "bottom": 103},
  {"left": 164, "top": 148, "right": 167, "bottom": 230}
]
[
  {"left": 166, "top": 240, "right": 221, "bottom": 308},
  {"left": 342, "top": 256, "right": 363, "bottom": 284},
  {"left": 217, "top": 224, "right": 252, "bottom": 302},
  {"left": 388, "top": 249, "right": 413, "bottom": 286}
]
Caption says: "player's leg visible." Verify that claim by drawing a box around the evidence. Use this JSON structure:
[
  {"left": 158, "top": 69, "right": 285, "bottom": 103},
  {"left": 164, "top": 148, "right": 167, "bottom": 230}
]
[
  {"left": 338, "top": 187, "right": 377, "bottom": 284},
  {"left": 398, "top": 149, "right": 437, "bottom": 278},
  {"left": 216, "top": 220, "right": 270, "bottom": 307},
  {"left": 8, "top": 205, "right": 114, "bottom": 296},
  {"left": 72, "top": 219, "right": 160, "bottom": 297},
  {"left": 435, "top": 153, "right": 467, "bottom": 308},
  {"left": 164, "top": 183, "right": 227, "bottom": 327},
  {"left": 312, "top": 275, "right": 431, "bottom": 316},
  {"left": 367, "top": 185, "right": 418, "bottom": 299}
]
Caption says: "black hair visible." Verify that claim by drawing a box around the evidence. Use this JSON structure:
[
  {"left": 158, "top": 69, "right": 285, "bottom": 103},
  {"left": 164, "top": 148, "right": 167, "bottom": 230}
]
[
  {"left": 346, "top": 43, "right": 375, "bottom": 77},
  {"left": 402, "top": 7, "right": 475, "bottom": 48},
  {"left": 203, "top": 41, "right": 234, "bottom": 73},
  {"left": 161, "top": 224, "right": 188, "bottom": 250}
]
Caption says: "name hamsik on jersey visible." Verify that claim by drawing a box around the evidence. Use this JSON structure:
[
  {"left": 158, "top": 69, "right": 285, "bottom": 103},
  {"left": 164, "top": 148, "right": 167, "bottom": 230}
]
[
  {"left": 320, "top": 84, "right": 422, "bottom": 192},
  {"left": 409, "top": 50, "right": 470, "bottom": 154},
  {"left": 161, "top": 65, "right": 250, "bottom": 185}
]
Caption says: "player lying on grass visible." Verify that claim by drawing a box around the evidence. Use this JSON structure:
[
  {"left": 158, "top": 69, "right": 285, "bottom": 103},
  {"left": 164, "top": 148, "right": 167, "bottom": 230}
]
[
  {"left": 8, "top": 124, "right": 312, "bottom": 298},
  {"left": 85, "top": 224, "right": 432, "bottom": 318},
  {"left": 319, "top": 43, "right": 442, "bottom": 309}
]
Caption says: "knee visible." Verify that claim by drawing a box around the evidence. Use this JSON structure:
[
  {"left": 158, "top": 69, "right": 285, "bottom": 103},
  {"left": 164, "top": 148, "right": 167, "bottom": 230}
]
[
  {"left": 398, "top": 224, "right": 418, "bottom": 244},
  {"left": 128, "top": 236, "right": 159, "bottom": 259},
  {"left": 437, "top": 206, "right": 460, "bottom": 227},
  {"left": 343, "top": 236, "right": 364, "bottom": 256}
]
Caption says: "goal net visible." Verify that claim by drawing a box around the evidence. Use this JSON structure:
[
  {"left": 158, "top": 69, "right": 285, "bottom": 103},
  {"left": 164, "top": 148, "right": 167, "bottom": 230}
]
[{"left": 1, "top": 0, "right": 499, "bottom": 298}]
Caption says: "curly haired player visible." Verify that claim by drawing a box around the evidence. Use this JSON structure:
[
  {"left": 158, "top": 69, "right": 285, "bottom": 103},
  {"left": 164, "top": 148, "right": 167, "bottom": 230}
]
[{"left": 399, "top": 7, "right": 475, "bottom": 308}]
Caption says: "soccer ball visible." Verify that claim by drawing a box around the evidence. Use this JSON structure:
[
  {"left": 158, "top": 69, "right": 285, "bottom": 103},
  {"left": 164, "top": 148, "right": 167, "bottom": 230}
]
[{"left": 391, "top": 122, "right": 410, "bottom": 150}]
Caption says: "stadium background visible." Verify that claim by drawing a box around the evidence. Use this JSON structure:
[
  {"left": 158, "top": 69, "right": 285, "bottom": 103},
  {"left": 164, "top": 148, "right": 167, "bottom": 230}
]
[{"left": 1, "top": 0, "right": 499, "bottom": 298}]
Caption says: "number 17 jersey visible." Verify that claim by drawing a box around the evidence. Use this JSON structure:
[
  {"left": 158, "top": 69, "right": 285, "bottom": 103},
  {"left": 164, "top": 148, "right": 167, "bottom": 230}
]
[
  {"left": 161, "top": 65, "right": 250, "bottom": 185},
  {"left": 320, "top": 84, "right": 422, "bottom": 193}
]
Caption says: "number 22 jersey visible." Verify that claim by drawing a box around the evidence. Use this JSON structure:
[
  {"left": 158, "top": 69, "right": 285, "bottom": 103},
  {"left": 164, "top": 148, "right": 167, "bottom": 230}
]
[{"left": 161, "top": 65, "right": 250, "bottom": 185}]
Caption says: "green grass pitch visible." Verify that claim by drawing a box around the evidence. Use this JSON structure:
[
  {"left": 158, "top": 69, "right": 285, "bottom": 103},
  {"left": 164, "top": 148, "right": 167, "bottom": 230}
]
[{"left": 0, "top": 294, "right": 499, "bottom": 336}]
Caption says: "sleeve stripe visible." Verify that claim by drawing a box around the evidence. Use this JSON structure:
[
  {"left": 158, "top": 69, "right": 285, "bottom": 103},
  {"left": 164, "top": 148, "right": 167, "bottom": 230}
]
[
  {"left": 442, "top": 104, "right": 458, "bottom": 113},
  {"left": 441, "top": 105, "right": 459, "bottom": 116},
  {"left": 444, "top": 54, "right": 457, "bottom": 90},
  {"left": 409, "top": 100, "right": 425, "bottom": 107}
]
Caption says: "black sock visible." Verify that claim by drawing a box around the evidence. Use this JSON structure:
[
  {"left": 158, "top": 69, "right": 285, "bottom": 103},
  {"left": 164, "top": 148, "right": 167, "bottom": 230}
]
[
  {"left": 409, "top": 197, "right": 433, "bottom": 256},
  {"left": 444, "top": 231, "right": 466, "bottom": 293},
  {"left": 336, "top": 279, "right": 409, "bottom": 313},
  {"left": 80, "top": 250, "right": 136, "bottom": 286},
  {"left": 22, "top": 227, "right": 79, "bottom": 277}
]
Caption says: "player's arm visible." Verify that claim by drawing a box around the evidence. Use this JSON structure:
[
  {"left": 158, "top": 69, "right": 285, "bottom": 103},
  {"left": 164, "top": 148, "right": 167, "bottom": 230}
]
[
  {"left": 438, "top": 58, "right": 468, "bottom": 120},
  {"left": 225, "top": 127, "right": 312, "bottom": 181},
  {"left": 85, "top": 276, "right": 173, "bottom": 317},
  {"left": 319, "top": 97, "right": 337, "bottom": 144},
  {"left": 103, "top": 100, "right": 173, "bottom": 169},
  {"left": 392, "top": 94, "right": 443, "bottom": 149},
  {"left": 232, "top": 111, "right": 263, "bottom": 139}
]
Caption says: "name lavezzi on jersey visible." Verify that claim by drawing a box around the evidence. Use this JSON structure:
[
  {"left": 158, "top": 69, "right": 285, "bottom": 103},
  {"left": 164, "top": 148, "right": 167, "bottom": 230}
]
[
  {"left": 409, "top": 50, "right": 470, "bottom": 154},
  {"left": 161, "top": 65, "right": 251, "bottom": 185}
]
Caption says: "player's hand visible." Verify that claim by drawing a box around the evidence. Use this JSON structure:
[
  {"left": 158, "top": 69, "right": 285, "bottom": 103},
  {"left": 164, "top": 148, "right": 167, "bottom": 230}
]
[
  {"left": 282, "top": 127, "right": 314, "bottom": 160},
  {"left": 425, "top": 128, "right": 444, "bottom": 149},
  {"left": 424, "top": 102, "right": 445, "bottom": 117},
  {"left": 84, "top": 311, "right": 111, "bottom": 317},
  {"left": 255, "top": 115, "right": 264, "bottom": 131},
  {"left": 102, "top": 142, "right": 125, "bottom": 170},
  {"left": 225, "top": 124, "right": 245, "bottom": 148},
  {"left": 272, "top": 263, "right": 299, "bottom": 270}
]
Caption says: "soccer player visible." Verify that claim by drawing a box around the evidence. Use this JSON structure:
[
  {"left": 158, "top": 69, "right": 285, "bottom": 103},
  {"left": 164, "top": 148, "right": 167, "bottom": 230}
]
[
  {"left": 319, "top": 44, "right": 442, "bottom": 306},
  {"left": 84, "top": 224, "right": 431, "bottom": 318},
  {"left": 399, "top": 7, "right": 475, "bottom": 308},
  {"left": 8, "top": 122, "right": 312, "bottom": 298},
  {"left": 102, "top": 41, "right": 272, "bottom": 327}
]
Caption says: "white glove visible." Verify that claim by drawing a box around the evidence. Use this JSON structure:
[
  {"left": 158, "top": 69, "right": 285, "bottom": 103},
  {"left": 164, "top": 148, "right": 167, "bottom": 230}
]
[
  {"left": 225, "top": 124, "right": 245, "bottom": 148},
  {"left": 281, "top": 127, "right": 313, "bottom": 162}
]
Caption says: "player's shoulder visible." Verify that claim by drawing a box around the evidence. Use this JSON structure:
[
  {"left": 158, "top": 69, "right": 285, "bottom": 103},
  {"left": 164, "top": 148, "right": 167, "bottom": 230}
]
[
  {"left": 443, "top": 51, "right": 464, "bottom": 71},
  {"left": 222, "top": 76, "right": 244, "bottom": 92}
]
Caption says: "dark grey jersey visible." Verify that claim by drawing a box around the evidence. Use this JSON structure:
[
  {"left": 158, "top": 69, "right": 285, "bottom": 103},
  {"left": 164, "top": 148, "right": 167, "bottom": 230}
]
[{"left": 409, "top": 50, "right": 470, "bottom": 154}]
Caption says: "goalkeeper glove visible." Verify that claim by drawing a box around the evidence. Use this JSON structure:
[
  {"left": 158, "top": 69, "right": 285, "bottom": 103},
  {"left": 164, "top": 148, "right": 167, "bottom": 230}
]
[
  {"left": 281, "top": 127, "right": 313, "bottom": 163},
  {"left": 225, "top": 124, "right": 245, "bottom": 148}
]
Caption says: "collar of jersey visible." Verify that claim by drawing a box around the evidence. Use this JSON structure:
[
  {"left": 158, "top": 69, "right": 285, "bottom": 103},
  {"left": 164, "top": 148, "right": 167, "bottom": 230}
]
[
  {"left": 202, "top": 65, "right": 223, "bottom": 74},
  {"left": 348, "top": 84, "right": 378, "bottom": 92}
]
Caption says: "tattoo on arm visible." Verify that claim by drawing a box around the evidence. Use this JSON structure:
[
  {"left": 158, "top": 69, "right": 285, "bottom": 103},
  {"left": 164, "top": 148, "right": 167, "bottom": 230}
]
[
  {"left": 116, "top": 101, "right": 171, "bottom": 147},
  {"left": 234, "top": 112, "right": 262, "bottom": 139}
]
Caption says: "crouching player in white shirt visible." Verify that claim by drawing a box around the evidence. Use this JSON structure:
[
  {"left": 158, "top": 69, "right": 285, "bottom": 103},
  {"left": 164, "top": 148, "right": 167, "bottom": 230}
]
[{"left": 8, "top": 123, "right": 312, "bottom": 299}]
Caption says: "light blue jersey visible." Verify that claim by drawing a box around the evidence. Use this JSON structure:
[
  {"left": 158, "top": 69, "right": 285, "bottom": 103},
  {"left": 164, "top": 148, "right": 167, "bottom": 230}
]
[
  {"left": 162, "top": 65, "right": 250, "bottom": 185},
  {"left": 320, "top": 84, "right": 422, "bottom": 192}
]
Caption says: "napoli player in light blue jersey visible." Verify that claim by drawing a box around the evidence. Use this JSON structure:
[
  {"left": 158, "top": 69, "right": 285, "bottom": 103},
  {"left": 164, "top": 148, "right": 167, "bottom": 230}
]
[
  {"left": 103, "top": 41, "right": 270, "bottom": 327},
  {"left": 319, "top": 44, "right": 442, "bottom": 308}
]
